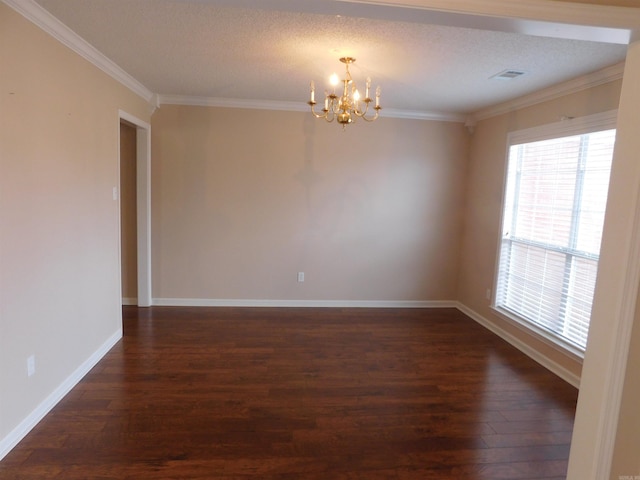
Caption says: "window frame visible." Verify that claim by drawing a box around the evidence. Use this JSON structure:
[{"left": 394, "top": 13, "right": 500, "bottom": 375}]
[{"left": 491, "top": 109, "right": 618, "bottom": 359}]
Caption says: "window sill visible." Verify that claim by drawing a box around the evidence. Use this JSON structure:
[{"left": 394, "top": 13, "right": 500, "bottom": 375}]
[{"left": 490, "top": 305, "right": 585, "bottom": 363}]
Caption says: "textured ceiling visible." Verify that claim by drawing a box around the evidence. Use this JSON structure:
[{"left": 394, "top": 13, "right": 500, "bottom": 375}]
[{"left": 33, "top": 0, "right": 633, "bottom": 116}]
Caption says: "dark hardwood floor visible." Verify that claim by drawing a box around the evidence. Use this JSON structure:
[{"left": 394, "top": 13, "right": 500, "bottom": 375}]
[{"left": 0, "top": 307, "right": 578, "bottom": 479}]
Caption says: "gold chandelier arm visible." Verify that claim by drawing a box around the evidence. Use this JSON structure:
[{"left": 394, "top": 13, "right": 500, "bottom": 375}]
[
  {"left": 360, "top": 107, "right": 381, "bottom": 122},
  {"left": 309, "top": 101, "right": 335, "bottom": 122},
  {"left": 353, "top": 99, "right": 370, "bottom": 117},
  {"left": 352, "top": 99, "right": 381, "bottom": 122}
]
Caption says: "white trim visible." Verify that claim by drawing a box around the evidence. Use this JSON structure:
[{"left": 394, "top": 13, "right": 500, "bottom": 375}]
[
  {"left": 157, "top": 63, "right": 623, "bottom": 124},
  {"left": 491, "top": 305, "right": 585, "bottom": 360},
  {"left": 135, "top": 120, "right": 152, "bottom": 307},
  {"left": 152, "top": 298, "right": 457, "bottom": 308},
  {"left": 456, "top": 302, "right": 581, "bottom": 388},
  {"left": 158, "top": 95, "right": 306, "bottom": 112},
  {"left": 0, "top": 329, "right": 122, "bottom": 462},
  {"left": 506, "top": 109, "right": 618, "bottom": 145},
  {"left": 118, "top": 110, "right": 152, "bottom": 308},
  {"left": 472, "top": 63, "right": 624, "bottom": 122},
  {"left": 157, "top": 94, "right": 467, "bottom": 122},
  {"left": 382, "top": 108, "right": 467, "bottom": 123},
  {"left": 121, "top": 297, "right": 138, "bottom": 306},
  {"left": 3, "top": 0, "right": 154, "bottom": 104},
  {"left": 591, "top": 173, "right": 640, "bottom": 479}
]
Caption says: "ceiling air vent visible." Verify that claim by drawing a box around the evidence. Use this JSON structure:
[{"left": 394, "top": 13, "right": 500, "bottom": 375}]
[{"left": 490, "top": 69, "right": 526, "bottom": 80}]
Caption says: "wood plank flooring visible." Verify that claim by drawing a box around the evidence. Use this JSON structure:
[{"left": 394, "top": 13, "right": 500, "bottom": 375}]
[{"left": 0, "top": 307, "right": 578, "bottom": 479}]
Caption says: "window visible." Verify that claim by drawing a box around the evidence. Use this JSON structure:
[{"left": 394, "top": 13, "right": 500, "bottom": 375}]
[{"left": 495, "top": 112, "right": 616, "bottom": 352}]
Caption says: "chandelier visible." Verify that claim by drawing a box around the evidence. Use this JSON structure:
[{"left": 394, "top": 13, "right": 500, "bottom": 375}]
[{"left": 308, "top": 57, "right": 381, "bottom": 128}]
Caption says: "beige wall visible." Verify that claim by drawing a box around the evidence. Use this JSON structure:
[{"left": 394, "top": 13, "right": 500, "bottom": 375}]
[
  {"left": 151, "top": 106, "right": 469, "bottom": 303},
  {"left": 119, "top": 122, "right": 138, "bottom": 301},
  {"left": 0, "top": 3, "right": 150, "bottom": 446},
  {"left": 457, "top": 80, "right": 623, "bottom": 381}
]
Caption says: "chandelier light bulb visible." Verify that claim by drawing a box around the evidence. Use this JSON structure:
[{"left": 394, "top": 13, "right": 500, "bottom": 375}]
[{"left": 307, "top": 57, "right": 382, "bottom": 128}]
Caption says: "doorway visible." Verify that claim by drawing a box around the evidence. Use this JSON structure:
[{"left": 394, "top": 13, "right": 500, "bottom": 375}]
[
  {"left": 120, "top": 121, "right": 137, "bottom": 305},
  {"left": 118, "top": 111, "right": 151, "bottom": 307}
]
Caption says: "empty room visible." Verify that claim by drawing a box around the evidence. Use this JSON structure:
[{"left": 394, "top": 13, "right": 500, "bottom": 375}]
[{"left": 2, "top": 0, "right": 640, "bottom": 479}]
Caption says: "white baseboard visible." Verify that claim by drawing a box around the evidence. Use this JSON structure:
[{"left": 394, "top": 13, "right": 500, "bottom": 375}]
[
  {"left": 121, "top": 297, "right": 137, "bottom": 306},
  {"left": 152, "top": 298, "right": 458, "bottom": 308},
  {"left": 0, "top": 328, "right": 123, "bottom": 462},
  {"left": 456, "top": 302, "right": 581, "bottom": 388}
]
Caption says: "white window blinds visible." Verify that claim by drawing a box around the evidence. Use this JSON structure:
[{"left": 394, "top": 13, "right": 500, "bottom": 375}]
[{"left": 495, "top": 119, "right": 616, "bottom": 351}]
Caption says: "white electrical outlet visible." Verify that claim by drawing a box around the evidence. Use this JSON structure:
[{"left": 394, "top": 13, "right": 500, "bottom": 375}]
[
  {"left": 297, "top": 272, "right": 305, "bottom": 283},
  {"left": 27, "top": 355, "right": 35, "bottom": 377}
]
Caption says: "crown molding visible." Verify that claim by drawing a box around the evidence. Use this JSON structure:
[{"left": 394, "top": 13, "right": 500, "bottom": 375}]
[
  {"left": 158, "top": 95, "right": 307, "bottom": 112},
  {"left": 3, "top": 0, "right": 155, "bottom": 104},
  {"left": 382, "top": 108, "right": 467, "bottom": 123},
  {"left": 157, "top": 94, "right": 467, "bottom": 123},
  {"left": 159, "top": 59, "right": 624, "bottom": 125},
  {"left": 471, "top": 62, "right": 625, "bottom": 122}
]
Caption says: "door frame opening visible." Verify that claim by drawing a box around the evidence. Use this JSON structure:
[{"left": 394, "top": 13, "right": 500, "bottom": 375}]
[{"left": 118, "top": 110, "right": 152, "bottom": 307}]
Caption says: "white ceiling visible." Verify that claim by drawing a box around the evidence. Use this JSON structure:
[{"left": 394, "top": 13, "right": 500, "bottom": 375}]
[{"left": 29, "top": 0, "right": 637, "bottom": 118}]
